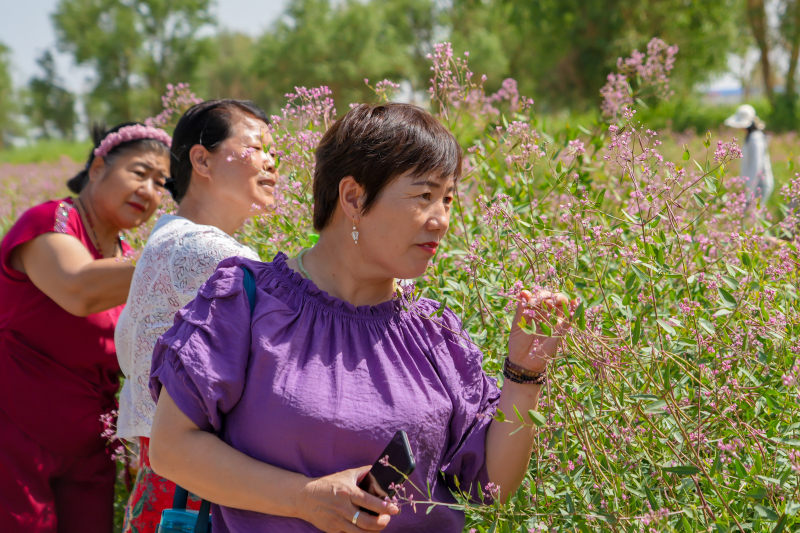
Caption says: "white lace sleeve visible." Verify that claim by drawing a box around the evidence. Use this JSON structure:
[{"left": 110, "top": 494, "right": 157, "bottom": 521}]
[{"left": 115, "top": 219, "right": 259, "bottom": 440}]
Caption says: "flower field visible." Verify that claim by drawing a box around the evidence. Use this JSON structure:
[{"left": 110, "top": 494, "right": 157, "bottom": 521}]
[{"left": 3, "top": 40, "right": 800, "bottom": 533}]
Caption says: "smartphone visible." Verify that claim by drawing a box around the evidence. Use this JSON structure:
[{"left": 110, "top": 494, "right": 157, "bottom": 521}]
[{"left": 358, "top": 430, "right": 416, "bottom": 515}]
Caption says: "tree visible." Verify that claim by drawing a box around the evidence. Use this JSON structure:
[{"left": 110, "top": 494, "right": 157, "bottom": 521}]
[
  {"left": 250, "top": 0, "right": 438, "bottom": 112},
  {"left": 0, "top": 42, "right": 16, "bottom": 148},
  {"left": 26, "top": 51, "right": 78, "bottom": 140},
  {"left": 53, "top": 0, "right": 214, "bottom": 124},
  {"left": 448, "top": 0, "right": 743, "bottom": 110}
]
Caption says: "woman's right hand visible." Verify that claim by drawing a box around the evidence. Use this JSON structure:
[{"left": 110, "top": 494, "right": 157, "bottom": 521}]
[{"left": 297, "top": 465, "right": 399, "bottom": 532}]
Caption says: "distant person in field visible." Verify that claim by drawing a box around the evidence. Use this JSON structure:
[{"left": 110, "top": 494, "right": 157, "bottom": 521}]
[
  {"left": 725, "top": 104, "right": 774, "bottom": 209},
  {"left": 114, "top": 100, "right": 275, "bottom": 533},
  {"left": 0, "top": 124, "right": 171, "bottom": 533}
]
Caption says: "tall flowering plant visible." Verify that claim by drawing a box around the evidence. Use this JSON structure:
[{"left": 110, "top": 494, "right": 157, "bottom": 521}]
[
  {"left": 234, "top": 40, "right": 800, "bottom": 533},
  {"left": 43, "top": 38, "right": 792, "bottom": 531}
]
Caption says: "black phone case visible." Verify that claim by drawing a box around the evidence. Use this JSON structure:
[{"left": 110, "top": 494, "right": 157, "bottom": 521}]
[{"left": 358, "top": 430, "right": 416, "bottom": 516}]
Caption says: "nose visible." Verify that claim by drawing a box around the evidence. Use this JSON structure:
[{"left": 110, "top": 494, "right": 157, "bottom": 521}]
[
  {"left": 260, "top": 150, "right": 277, "bottom": 175},
  {"left": 426, "top": 202, "right": 450, "bottom": 235},
  {"left": 136, "top": 177, "right": 156, "bottom": 203}
]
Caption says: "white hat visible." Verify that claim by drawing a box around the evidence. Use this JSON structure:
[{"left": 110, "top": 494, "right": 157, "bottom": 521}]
[{"left": 724, "top": 104, "right": 765, "bottom": 129}]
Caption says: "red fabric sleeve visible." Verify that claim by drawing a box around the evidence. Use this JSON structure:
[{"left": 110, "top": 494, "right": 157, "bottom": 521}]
[{"left": 0, "top": 198, "right": 81, "bottom": 281}]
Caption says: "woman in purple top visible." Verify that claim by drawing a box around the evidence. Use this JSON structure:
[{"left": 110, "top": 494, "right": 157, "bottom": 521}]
[{"left": 148, "top": 103, "right": 575, "bottom": 533}]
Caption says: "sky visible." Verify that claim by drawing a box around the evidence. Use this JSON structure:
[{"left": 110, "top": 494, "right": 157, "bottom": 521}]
[{"left": 1, "top": 0, "right": 288, "bottom": 92}]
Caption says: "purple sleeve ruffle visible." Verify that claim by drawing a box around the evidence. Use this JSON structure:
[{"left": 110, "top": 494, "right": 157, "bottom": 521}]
[
  {"left": 434, "top": 306, "right": 501, "bottom": 503},
  {"left": 149, "top": 257, "right": 253, "bottom": 433}
]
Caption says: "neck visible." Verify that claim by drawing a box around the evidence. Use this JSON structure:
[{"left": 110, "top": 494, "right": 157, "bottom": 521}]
[
  {"left": 77, "top": 189, "right": 121, "bottom": 254},
  {"left": 302, "top": 230, "right": 395, "bottom": 307},
  {"left": 175, "top": 186, "right": 246, "bottom": 236}
]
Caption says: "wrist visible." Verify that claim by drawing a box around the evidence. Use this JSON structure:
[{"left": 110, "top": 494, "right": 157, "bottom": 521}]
[
  {"left": 289, "top": 475, "right": 316, "bottom": 520},
  {"left": 503, "top": 357, "right": 547, "bottom": 384}
]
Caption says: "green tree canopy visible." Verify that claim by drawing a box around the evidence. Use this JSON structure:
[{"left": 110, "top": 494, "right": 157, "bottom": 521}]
[
  {"left": 448, "top": 0, "right": 744, "bottom": 110},
  {"left": 53, "top": 0, "right": 214, "bottom": 124},
  {"left": 250, "top": 0, "right": 438, "bottom": 111},
  {"left": 26, "top": 51, "right": 78, "bottom": 140},
  {"left": 0, "top": 42, "right": 17, "bottom": 147}
]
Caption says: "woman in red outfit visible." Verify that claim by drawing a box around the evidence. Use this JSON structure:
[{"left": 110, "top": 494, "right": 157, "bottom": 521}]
[{"left": 0, "top": 123, "right": 171, "bottom": 533}]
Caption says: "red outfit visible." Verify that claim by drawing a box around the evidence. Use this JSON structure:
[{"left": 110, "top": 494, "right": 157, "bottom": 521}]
[
  {"left": 0, "top": 198, "right": 129, "bottom": 533},
  {"left": 121, "top": 438, "right": 201, "bottom": 533}
]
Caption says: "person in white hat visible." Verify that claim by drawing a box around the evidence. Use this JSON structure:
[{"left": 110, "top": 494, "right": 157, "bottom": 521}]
[{"left": 724, "top": 104, "right": 774, "bottom": 209}]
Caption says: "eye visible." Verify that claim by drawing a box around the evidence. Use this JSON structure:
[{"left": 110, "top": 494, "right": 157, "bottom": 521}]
[
  {"left": 134, "top": 170, "right": 146, "bottom": 178},
  {"left": 444, "top": 196, "right": 454, "bottom": 205},
  {"left": 420, "top": 192, "right": 432, "bottom": 201}
]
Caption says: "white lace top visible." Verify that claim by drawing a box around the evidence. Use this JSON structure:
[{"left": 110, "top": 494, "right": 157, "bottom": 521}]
[{"left": 115, "top": 215, "right": 259, "bottom": 439}]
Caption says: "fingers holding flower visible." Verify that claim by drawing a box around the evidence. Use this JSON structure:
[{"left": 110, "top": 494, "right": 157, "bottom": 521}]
[{"left": 507, "top": 289, "right": 579, "bottom": 372}]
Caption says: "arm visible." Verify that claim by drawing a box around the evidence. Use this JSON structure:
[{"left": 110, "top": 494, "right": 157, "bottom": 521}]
[
  {"left": 11, "top": 232, "right": 135, "bottom": 316},
  {"left": 485, "top": 290, "right": 574, "bottom": 502},
  {"left": 149, "top": 387, "right": 399, "bottom": 532}
]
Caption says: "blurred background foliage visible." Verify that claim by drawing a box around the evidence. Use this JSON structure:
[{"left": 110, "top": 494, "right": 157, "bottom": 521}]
[{"left": 0, "top": 0, "right": 800, "bottom": 143}]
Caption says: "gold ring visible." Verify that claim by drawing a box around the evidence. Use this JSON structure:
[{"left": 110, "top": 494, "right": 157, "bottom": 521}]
[{"left": 352, "top": 510, "right": 360, "bottom": 525}]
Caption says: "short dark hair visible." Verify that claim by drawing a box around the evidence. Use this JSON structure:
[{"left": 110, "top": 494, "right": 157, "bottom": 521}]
[
  {"left": 166, "top": 99, "right": 270, "bottom": 203},
  {"left": 67, "top": 122, "right": 170, "bottom": 194},
  {"left": 313, "top": 103, "right": 462, "bottom": 231}
]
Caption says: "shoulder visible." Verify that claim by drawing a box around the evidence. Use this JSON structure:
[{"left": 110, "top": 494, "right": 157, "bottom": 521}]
[{"left": 1, "top": 198, "right": 80, "bottom": 255}]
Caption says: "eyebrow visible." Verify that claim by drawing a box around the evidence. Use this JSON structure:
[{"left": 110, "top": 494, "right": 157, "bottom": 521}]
[{"left": 411, "top": 180, "right": 455, "bottom": 193}]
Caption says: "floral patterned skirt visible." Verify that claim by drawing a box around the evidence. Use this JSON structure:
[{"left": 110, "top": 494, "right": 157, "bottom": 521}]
[{"left": 122, "top": 437, "right": 201, "bottom": 533}]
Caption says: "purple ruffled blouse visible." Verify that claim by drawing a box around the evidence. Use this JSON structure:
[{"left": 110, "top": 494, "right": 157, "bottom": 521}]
[{"left": 150, "top": 253, "right": 501, "bottom": 533}]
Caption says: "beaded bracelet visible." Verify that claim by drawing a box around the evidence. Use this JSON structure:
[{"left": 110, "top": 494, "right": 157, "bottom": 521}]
[{"left": 502, "top": 358, "right": 546, "bottom": 385}]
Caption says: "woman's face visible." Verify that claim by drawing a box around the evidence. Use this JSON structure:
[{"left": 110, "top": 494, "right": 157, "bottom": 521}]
[
  {"left": 208, "top": 114, "right": 277, "bottom": 212},
  {"left": 358, "top": 171, "right": 455, "bottom": 280},
  {"left": 89, "top": 148, "right": 169, "bottom": 229}
]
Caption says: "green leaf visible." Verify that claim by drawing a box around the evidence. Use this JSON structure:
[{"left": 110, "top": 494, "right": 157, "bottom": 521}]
[
  {"left": 747, "top": 487, "right": 768, "bottom": 500},
  {"left": 513, "top": 404, "right": 524, "bottom": 423},
  {"left": 493, "top": 409, "right": 506, "bottom": 423},
  {"left": 631, "top": 264, "right": 650, "bottom": 283},
  {"left": 662, "top": 465, "right": 700, "bottom": 476},
  {"left": 585, "top": 397, "right": 596, "bottom": 419},
  {"left": 566, "top": 492, "right": 575, "bottom": 514},
  {"left": 574, "top": 301, "right": 586, "bottom": 330},
  {"left": 645, "top": 400, "right": 667, "bottom": 413},
  {"left": 771, "top": 515, "right": 788, "bottom": 533},
  {"left": 785, "top": 501, "right": 800, "bottom": 516},
  {"left": 722, "top": 276, "right": 740, "bottom": 291},
  {"left": 683, "top": 148, "right": 690, "bottom": 161},
  {"left": 718, "top": 288, "right": 737, "bottom": 308},
  {"left": 657, "top": 319, "right": 677, "bottom": 336},
  {"left": 693, "top": 193, "right": 706, "bottom": 207},
  {"left": 632, "top": 314, "right": 642, "bottom": 346},
  {"left": 713, "top": 309, "right": 734, "bottom": 317},
  {"left": 698, "top": 318, "right": 716, "bottom": 334},
  {"left": 754, "top": 504, "right": 780, "bottom": 521},
  {"left": 528, "top": 410, "right": 546, "bottom": 427}
]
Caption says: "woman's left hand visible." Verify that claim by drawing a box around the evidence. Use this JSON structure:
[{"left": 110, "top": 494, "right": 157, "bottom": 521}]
[{"left": 507, "top": 290, "right": 577, "bottom": 372}]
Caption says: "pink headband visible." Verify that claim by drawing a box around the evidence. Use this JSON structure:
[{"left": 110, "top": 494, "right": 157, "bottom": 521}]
[{"left": 93, "top": 124, "right": 172, "bottom": 158}]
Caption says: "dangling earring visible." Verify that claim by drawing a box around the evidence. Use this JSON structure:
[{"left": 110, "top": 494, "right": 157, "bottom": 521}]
[{"left": 351, "top": 218, "right": 359, "bottom": 244}]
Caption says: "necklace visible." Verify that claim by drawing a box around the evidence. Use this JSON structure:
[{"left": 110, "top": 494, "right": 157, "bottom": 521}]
[
  {"left": 76, "top": 197, "right": 120, "bottom": 258},
  {"left": 296, "top": 248, "right": 312, "bottom": 280}
]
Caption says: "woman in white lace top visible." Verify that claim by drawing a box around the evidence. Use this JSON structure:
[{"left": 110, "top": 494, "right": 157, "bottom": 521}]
[{"left": 115, "top": 100, "right": 276, "bottom": 531}]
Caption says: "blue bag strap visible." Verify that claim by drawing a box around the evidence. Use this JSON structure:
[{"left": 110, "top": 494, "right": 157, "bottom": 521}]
[
  {"left": 240, "top": 265, "right": 256, "bottom": 317},
  {"left": 164, "top": 266, "right": 255, "bottom": 531}
]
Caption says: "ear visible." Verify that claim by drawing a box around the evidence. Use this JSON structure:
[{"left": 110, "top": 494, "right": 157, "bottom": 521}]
[
  {"left": 338, "top": 176, "right": 365, "bottom": 222},
  {"left": 87, "top": 156, "right": 106, "bottom": 183},
  {"left": 189, "top": 144, "right": 213, "bottom": 181}
]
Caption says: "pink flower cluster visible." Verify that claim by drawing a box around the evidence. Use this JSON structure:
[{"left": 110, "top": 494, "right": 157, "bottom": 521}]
[
  {"left": 145, "top": 83, "right": 203, "bottom": 129},
  {"left": 601, "top": 38, "right": 678, "bottom": 118}
]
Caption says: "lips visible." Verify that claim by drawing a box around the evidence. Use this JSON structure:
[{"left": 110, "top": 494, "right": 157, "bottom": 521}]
[
  {"left": 416, "top": 242, "right": 439, "bottom": 254},
  {"left": 127, "top": 201, "right": 146, "bottom": 212},
  {"left": 257, "top": 176, "right": 277, "bottom": 188}
]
